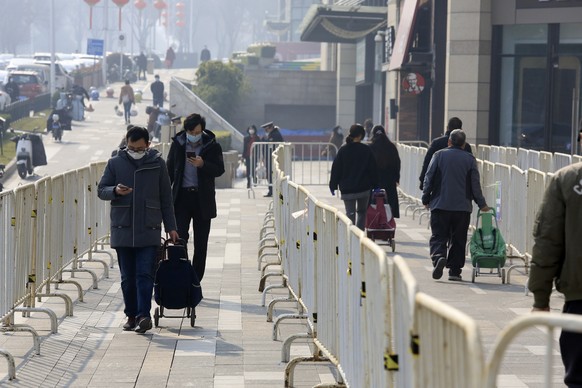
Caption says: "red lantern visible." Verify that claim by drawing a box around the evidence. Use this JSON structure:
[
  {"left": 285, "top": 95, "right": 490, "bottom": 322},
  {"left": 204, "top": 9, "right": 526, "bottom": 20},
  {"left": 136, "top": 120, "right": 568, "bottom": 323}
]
[
  {"left": 112, "top": 0, "right": 130, "bottom": 30},
  {"left": 84, "top": 0, "right": 101, "bottom": 30},
  {"left": 134, "top": 0, "right": 146, "bottom": 11},
  {"left": 153, "top": 0, "right": 167, "bottom": 10},
  {"left": 176, "top": 2, "right": 185, "bottom": 9}
]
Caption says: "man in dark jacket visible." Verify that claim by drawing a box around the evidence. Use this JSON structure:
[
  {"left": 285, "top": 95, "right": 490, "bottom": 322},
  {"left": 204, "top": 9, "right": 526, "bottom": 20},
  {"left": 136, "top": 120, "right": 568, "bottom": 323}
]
[
  {"left": 137, "top": 52, "right": 147, "bottom": 80},
  {"left": 166, "top": 113, "right": 225, "bottom": 282},
  {"left": 98, "top": 126, "right": 178, "bottom": 334},
  {"left": 422, "top": 129, "right": 489, "bottom": 281},
  {"left": 419, "top": 117, "right": 473, "bottom": 190},
  {"left": 261, "top": 121, "right": 284, "bottom": 197},
  {"left": 150, "top": 75, "right": 164, "bottom": 108},
  {"left": 529, "top": 163, "right": 582, "bottom": 388}
]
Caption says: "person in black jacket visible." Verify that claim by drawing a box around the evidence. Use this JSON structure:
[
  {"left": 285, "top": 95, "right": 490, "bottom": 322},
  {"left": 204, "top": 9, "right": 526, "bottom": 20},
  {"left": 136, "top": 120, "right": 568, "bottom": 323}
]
[
  {"left": 243, "top": 125, "right": 260, "bottom": 189},
  {"left": 369, "top": 125, "right": 401, "bottom": 218},
  {"left": 150, "top": 75, "right": 164, "bottom": 108},
  {"left": 329, "top": 124, "right": 378, "bottom": 230},
  {"left": 166, "top": 113, "right": 225, "bottom": 282},
  {"left": 418, "top": 117, "right": 472, "bottom": 190},
  {"left": 261, "top": 121, "right": 284, "bottom": 197}
]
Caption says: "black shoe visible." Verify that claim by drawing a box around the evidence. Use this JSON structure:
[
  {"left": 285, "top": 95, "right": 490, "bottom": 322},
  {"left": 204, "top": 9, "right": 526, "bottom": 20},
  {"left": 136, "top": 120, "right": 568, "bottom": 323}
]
[
  {"left": 448, "top": 274, "right": 463, "bottom": 282},
  {"left": 432, "top": 257, "right": 446, "bottom": 280},
  {"left": 123, "top": 316, "right": 136, "bottom": 331},
  {"left": 134, "top": 316, "right": 152, "bottom": 334},
  {"left": 264, "top": 192, "right": 272, "bottom": 197}
]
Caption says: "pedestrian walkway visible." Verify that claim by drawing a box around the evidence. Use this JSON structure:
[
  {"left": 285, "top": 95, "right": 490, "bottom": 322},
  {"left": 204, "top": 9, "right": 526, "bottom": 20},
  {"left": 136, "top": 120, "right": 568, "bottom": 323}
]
[{"left": 0, "top": 178, "right": 563, "bottom": 387}]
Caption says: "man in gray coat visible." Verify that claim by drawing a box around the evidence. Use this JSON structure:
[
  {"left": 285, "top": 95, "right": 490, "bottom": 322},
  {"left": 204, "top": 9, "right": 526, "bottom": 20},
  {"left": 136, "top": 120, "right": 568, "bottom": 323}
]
[
  {"left": 422, "top": 129, "right": 489, "bottom": 281},
  {"left": 98, "top": 126, "right": 178, "bottom": 333}
]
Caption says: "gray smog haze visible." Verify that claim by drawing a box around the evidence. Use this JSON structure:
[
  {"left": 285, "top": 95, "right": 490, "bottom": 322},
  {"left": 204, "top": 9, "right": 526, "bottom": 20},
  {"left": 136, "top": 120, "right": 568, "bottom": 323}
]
[{"left": 0, "top": 0, "right": 280, "bottom": 59}]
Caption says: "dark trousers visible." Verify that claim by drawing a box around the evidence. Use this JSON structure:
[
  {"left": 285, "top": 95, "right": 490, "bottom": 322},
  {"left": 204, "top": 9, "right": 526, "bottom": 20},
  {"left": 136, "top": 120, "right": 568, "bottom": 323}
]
[
  {"left": 429, "top": 210, "right": 471, "bottom": 276},
  {"left": 245, "top": 156, "right": 252, "bottom": 187},
  {"left": 115, "top": 246, "right": 157, "bottom": 319},
  {"left": 343, "top": 195, "right": 369, "bottom": 231},
  {"left": 175, "top": 190, "right": 212, "bottom": 281},
  {"left": 561, "top": 300, "right": 582, "bottom": 387},
  {"left": 153, "top": 95, "right": 163, "bottom": 108}
]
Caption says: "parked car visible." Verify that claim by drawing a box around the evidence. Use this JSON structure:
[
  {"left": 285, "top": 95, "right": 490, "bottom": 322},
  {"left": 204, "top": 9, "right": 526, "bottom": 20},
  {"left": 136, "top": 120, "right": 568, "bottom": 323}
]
[
  {"left": 6, "top": 71, "right": 47, "bottom": 99},
  {"left": 34, "top": 60, "right": 74, "bottom": 90}
]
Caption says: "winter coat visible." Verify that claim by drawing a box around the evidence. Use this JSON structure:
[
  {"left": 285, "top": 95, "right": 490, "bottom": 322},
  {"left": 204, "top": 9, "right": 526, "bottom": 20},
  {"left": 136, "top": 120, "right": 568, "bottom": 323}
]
[
  {"left": 166, "top": 129, "right": 225, "bottom": 220},
  {"left": 97, "top": 149, "right": 177, "bottom": 248},
  {"left": 419, "top": 131, "right": 473, "bottom": 190},
  {"left": 263, "top": 128, "right": 284, "bottom": 142},
  {"left": 329, "top": 142, "right": 377, "bottom": 195},
  {"left": 243, "top": 133, "right": 260, "bottom": 159},
  {"left": 421, "top": 146, "right": 486, "bottom": 212},
  {"left": 369, "top": 139, "right": 401, "bottom": 218},
  {"left": 529, "top": 163, "right": 582, "bottom": 308},
  {"left": 150, "top": 80, "right": 164, "bottom": 100},
  {"left": 118, "top": 85, "right": 135, "bottom": 105}
]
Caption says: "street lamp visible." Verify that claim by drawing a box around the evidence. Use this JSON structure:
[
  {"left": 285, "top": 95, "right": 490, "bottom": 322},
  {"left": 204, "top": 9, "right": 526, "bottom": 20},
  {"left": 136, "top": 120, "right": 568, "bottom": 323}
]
[{"left": 374, "top": 31, "right": 386, "bottom": 126}]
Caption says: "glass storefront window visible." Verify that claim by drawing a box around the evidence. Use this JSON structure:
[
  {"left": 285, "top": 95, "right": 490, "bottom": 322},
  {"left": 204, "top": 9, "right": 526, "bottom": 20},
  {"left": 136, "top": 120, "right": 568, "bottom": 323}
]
[{"left": 499, "top": 25, "right": 548, "bottom": 149}]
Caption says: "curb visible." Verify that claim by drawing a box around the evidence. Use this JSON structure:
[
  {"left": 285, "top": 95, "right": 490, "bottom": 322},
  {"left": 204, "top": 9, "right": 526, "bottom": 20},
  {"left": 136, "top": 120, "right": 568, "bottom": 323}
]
[{"left": 1, "top": 158, "right": 17, "bottom": 182}]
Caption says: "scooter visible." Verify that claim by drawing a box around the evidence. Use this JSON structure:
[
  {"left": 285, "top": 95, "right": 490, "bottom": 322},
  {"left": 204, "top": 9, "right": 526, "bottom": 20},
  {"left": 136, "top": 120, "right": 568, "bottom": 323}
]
[{"left": 11, "top": 130, "right": 47, "bottom": 179}]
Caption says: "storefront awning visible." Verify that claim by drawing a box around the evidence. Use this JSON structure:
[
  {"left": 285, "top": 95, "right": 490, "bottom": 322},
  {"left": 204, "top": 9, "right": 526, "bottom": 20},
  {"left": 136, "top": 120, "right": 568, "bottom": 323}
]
[
  {"left": 388, "top": 0, "right": 420, "bottom": 71},
  {"left": 300, "top": 4, "right": 387, "bottom": 44}
]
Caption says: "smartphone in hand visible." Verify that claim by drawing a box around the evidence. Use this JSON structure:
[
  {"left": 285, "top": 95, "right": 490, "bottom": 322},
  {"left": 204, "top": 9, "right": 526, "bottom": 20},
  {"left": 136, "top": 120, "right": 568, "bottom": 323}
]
[{"left": 186, "top": 151, "right": 196, "bottom": 159}]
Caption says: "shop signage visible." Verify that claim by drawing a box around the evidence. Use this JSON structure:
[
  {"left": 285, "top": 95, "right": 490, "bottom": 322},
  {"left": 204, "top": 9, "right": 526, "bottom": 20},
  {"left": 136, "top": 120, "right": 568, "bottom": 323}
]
[{"left": 402, "top": 72, "right": 425, "bottom": 94}]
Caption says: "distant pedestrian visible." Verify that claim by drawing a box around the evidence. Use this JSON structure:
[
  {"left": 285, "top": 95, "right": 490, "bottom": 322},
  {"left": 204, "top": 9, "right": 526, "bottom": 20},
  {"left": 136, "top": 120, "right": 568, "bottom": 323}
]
[
  {"left": 329, "top": 124, "right": 378, "bottom": 230},
  {"left": 419, "top": 117, "right": 472, "bottom": 190},
  {"left": 529, "top": 162, "right": 582, "bottom": 388},
  {"left": 200, "top": 45, "right": 211, "bottom": 63},
  {"left": 260, "top": 121, "right": 284, "bottom": 197},
  {"left": 4, "top": 78, "right": 19, "bottom": 102},
  {"left": 118, "top": 80, "right": 135, "bottom": 125},
  {"left": 97, "top": 125, "right": 178, "bottom": 334},
  {"left": 322, "top": 125, "right": 343, "bottom": 159},
  {"left": 137, "top": 52, "right": 147, "bottom": 80},
  {"left": 166, "top": 113, "right": 225, "bottom": 282},
  {"left": 150, "top": 75, "right": 164, "bottom": 108},
  {"left": 165, "top": 46, "right": 176, "bottom": 69},
  {"left": 369, "top": 125, "right": 401, "bottom": 218},
  {"left": 363, "top": 118, "right": 373, "bottom": 141},
  {"left": 422, "top": 129, "right": 489, "bottom": 282},
  {"left": 243, "top": 125, "right": 260, "bottom": 189}
]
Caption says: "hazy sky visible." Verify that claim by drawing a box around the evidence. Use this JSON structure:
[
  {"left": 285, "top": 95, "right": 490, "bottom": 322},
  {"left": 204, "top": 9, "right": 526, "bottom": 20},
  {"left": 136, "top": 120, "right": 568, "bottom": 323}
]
[{"left": 0, "top": 0, "right": 280, "bottom": 59}]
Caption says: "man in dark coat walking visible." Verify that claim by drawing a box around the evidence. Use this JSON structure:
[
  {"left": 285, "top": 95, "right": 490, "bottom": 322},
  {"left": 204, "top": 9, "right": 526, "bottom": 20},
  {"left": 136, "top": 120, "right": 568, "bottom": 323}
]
[
  {"left": 150, "top": 74, "right": 164, "bottom": 108},
  {"left": 166, "top": 113, "right": 225, "bottom": 282},
  {"left": 261, "top": 121, "right": 284, "bottom": 197},
  {"left": 98, "top": 125, "right": 178, "bottom": 334},
  {"left": 419, "top": 117, "right": 473, "bottom": 190}
]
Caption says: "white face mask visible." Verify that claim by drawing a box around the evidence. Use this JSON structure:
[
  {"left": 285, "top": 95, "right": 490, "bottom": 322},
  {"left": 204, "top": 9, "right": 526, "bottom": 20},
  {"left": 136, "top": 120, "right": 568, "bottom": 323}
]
[
  {"left": 337, "top": 129, "right": 343, "bottom": 135},
  {"left": 127, "top": 149, "right": 146, "bottom": 160},
  {"left": 249, "top": 129, "right": 255, "bottom": 135}
]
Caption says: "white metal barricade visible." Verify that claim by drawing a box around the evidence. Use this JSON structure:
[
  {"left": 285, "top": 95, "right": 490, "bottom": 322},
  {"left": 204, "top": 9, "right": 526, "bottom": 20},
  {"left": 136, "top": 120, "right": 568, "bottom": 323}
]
[
  {"left": 290, "top": 142, "right": 335, "bottom": 185},
  {"left": 528, "top": 150, "right": 541, "bottom": 171},
  {"left": 507, "top": 166, "right": 527, "bottom": 256},
  {"left": 553, "top": 152, "right": 572, "bottom": 172},
  {"left": 539, "top": 151, "right": 554, "bottom": 173},
  {"left": 517, "top": 148, "right": 529, "bottom": 170},
  {"left": 525, "top": 169, "right": 546, "bottom": 255},
  {"left": 489, "top": 145, "right": 501, "bottom": 163},
  {"left": 493, "top": 164, "right": 512, "bottom": 249},
  {"left": 477, "top": 144, "right": 491, "bottom": 161},
  {"left": 414, "top": 292, "right": 484, "bottom": 388},
  {"left": 484, "top": 313, "right": 582, "bottom": 388}
]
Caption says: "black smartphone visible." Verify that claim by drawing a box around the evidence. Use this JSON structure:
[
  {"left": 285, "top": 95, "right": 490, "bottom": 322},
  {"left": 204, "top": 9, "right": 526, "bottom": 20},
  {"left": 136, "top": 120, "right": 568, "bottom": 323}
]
[
  {"left": 118, "top": 183, "right": 131, "bottom": 190},
  {"left": 186, "top": 151, "right": 196, "bottom": 159}
]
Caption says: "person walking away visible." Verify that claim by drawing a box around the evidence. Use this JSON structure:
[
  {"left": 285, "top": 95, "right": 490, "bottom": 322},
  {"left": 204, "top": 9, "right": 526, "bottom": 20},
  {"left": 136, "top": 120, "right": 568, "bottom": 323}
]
[
  {"left": 419, "top": 117, "right": 473, "bottom": 190},
  {"left": 369, "top": 125, "right": 401, "bottom": 218},
  {"left": 137, "top": 52, "right": 147, "bottom": 80},
  {"left": 261, "top": 121, "right": 284, "bottom": 197},
  {"left": 165, "top": 46, "right": 176, "bottom": 69},
  {"left": 119, "top": 80, "right": 135, "bottom": 125},
  {"left": 363, "top": 118, "right": 374, "bottom": 141},
  {"left": 243, "top": 125, "right": 260, "bottom": 189},
  {"left": 166, "top": 113, "right": 225, "bottom": 282},
  {"left": 329, "top": 124, "right": 378, "bottom": 230},
  {"left": 322, "top": 125, "right": 343, "bottom": 159},
  {"left": 422, "top": 129, "right": 489, "bottom": 281},
  {"left": 97, "top": 125, "right": 178, "bottom": 334},
  {"left": 529, "top": 162, "right": 582, "bottom": 388},
  {"left": 200, "top": 45, "right": 211, "bottom": 63},
  {"left": 150, "top": 74, "right": 164, "bottom": 108}
]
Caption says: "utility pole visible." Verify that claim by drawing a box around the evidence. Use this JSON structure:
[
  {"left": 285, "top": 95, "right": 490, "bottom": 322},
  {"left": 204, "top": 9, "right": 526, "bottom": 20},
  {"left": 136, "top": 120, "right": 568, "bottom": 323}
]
[{"left": 50, "top": 0, "right": 56, "bottom": 97}]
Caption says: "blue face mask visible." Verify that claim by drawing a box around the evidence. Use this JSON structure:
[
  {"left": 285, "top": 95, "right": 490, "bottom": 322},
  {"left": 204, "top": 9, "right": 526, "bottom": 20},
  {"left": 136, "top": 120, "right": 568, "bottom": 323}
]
[{"left": 187, "top": 133, "right": 202, "bottom": 143}]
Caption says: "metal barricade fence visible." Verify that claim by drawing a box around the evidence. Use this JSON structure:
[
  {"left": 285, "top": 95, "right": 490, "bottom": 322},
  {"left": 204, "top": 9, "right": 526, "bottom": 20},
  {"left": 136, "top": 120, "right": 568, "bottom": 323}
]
[
  {"left": 517, "top": 148, "right": 529, "bottom": 170},
  {"left": 553, "top": 152, "right": 572, "bottom": 172},
  {"left": 290, "top": 142, "right": 336, "bottom": 185},
  {"left": 528, "top": 150, "right": 541, "bottom": 171},
  {"left": 493, "top": 163, "right": 512, "bottom": 247},
  {"left": 489, "top": 146, "right": 501, "bottom": 163},
  {"left": 13, "top": 183, "right": 36, "bottom": 309},
  {"left": 477, "top": 145, "right": 491, "bottom": 161},
  {"left": 414, "top": 292, "right": 484, "bottom": 388},
  {"left": 508, "top": 166, "right": 527, "bottom": 256},
  {"left": 525, "top": 169, "right": 546, "bottom": 255},
  {"left": 539, "top": 151, "right": 554, "bottom": 173},
  {"left": 0, "top": 190, "right": 16, "bottom": 323},
  {"left": 250, "top": 142, "right": 285, "bottom": 189}
]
